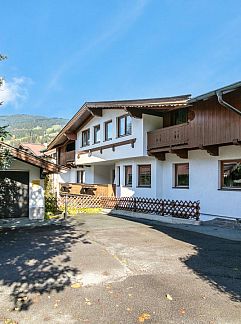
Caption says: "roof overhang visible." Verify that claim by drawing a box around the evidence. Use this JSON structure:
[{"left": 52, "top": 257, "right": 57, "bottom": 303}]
[
  {"left": 189, "top": 81, "right": 241, "bottom": 103},
  {"left": 47, "top": 94, "right": 191, "bottom": 150},
  {"left": 1, "top": 142, "right": 68, "bottom": 174}
]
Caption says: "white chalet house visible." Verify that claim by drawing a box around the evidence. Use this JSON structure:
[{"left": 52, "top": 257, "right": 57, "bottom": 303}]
[{"left": 48, "top": 81, "right": 241, "bottom": 221}]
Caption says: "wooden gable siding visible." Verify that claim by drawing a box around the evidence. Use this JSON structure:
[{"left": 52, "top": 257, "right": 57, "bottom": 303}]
[
  {"left": 189, "top": 90, "right": 241, "bottom": 148},
  {"left": 58, "top": 141, "right": 75, "bottom": 166},
  {"left": 147, "top": 89, "right": 241, "bottom": 155}
]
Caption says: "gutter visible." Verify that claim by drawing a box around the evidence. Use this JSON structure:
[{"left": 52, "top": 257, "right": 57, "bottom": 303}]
[{"left": 216, "top": 91, "right": 241, "bottom": 117}]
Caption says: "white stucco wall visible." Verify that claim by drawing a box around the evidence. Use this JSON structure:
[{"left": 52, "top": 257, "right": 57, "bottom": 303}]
[
  {"left": 142, "top": 114, "right": 163, "bottom": 154},
  {"left": 75, "top": 109, "right": 144, "bottom": 164},
  {"left": 115, "top": 156, "right": 157, "bottom": 198},
  {"left": 7, "top": 159, "right": 45, "bottom": 220},
  {"left": 158, "top": 145, "right": 241, "bottom": 220}
]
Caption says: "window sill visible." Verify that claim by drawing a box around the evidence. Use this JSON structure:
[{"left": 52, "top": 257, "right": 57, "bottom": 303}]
[
  {"left": 218, "top": 188, "right": 241, "bottom": 192},
  {"left": 172, "top": 186, "right": 189, "bottom": 189},
  {"left": 103, "top": 138, "right": 112, "bottom": 142},
  {"left": 117, "top": 134, "right": 132, "bottom": 139},
  {"left": 137, "top": 186, "right": 151, "bottom": 188},
  {"left": 93, "top": 141, "right": 100, "bottom": 145},
  {"left": 123, "top": 185, "right": 132, "bottom": 188}
]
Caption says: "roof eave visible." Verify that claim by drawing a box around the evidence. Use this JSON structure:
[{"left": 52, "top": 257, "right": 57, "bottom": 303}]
[{"left": 189, "top": 81, "right": 241, "bottom": 103}]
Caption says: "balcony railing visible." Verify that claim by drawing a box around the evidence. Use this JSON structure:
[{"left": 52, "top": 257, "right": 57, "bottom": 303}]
[
  {"left": 147, "top": 123, "right": 189, "bottom": 151},
  {"left": 59, "top": 150, "right": 75, "bottom": 165}
]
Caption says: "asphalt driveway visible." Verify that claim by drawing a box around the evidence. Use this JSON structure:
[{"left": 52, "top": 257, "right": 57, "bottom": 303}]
[{"left": 0, "top": 214, "right": 240, "bottom": 323}]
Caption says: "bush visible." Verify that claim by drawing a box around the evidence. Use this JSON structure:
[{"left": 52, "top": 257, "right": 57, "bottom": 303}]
[{"left": 45, "top": 196, "right": 59, "bottom": 214}]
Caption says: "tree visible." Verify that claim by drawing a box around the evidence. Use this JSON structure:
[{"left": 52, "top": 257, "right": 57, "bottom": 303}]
[{"left": 0, "top": 54, "right": 12, "bottom": 169}]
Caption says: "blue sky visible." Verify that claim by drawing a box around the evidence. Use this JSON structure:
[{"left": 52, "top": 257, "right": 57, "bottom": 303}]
[{"left": 1, "top": 0, "right": 241, "bottom": 119}]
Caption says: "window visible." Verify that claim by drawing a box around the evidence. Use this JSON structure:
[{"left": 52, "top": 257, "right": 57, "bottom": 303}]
[
  {"left": 82, "top": 129, "right": 90, "bottom": 147},
  {"left": 104, "top": 120, "right": 112, "bottom": 141},
  {"left": 117, "top": 115, "right": 132, "bottom": 137},
  {"left": 171, "top": 108, "right": 188, "bottom": 126},
  {"left": 116, "top": 166, "right": 120, "bottom": 186},
  {"left": 175, "top": 163, "right": 189, "bottom": 188},
  {"left": 66, "top": 141, "right": 75, "bottom": 152},
  {"left": 124, "top": 165, "right": 132, "bottom": 187},
  {"left": 138, "top": 165, "right": 151, "bottom": 187},
  {"left": 77, "top": 170, "right": 85, "bottom": 183},
  {"left": 93, "top": 125, "right": 100, "bottom": 144},
  {"left": 221, "top": 160, "right": 241, "bottom": 189}
]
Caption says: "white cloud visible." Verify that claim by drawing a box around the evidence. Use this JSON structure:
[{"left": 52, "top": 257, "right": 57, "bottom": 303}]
[{"left": 0, "top": 77, "right": 31, "bottom": 107}]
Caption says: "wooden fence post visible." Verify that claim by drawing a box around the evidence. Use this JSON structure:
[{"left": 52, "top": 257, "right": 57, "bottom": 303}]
[
  {"left": 160, "top": 200, "right": 164, "bottom": 216},
  {"left": 133, "top": 197, "right": 137, "bottom": 212}
]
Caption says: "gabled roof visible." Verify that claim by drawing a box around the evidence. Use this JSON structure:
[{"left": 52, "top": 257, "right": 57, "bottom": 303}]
[
  {"left": 48, "top": 94, "right": 190, "bottom": 150},
  {"left": 0, "top": 142, "right": 67, "bottom": 173},
  {"left": 19, "top": 143, "right": 46, "bottom": 157}
]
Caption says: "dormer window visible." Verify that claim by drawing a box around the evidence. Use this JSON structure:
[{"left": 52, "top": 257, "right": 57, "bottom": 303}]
[
  {"left": 82, "top": 129, "right": 90, "bottom": 147},
  {"left": 117, "top": 115, "right": 132, "bottom": 137}
]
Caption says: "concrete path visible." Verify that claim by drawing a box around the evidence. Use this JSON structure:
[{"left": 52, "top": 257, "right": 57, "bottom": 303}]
[
  {"left": 0, "top": 213, "right": 240, "bottom": 323},
  {"left": 109, "top": 213, "right": 241, "bottom": 241}
]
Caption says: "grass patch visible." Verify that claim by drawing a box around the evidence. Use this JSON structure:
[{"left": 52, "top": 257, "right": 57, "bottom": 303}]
[{"left": 58, "top": 206, "right": 102, "bottom": 216}]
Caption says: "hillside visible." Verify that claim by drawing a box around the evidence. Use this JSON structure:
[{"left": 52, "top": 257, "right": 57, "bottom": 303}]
[{"left": 0, "top": 114, "right": 68, "bottom": 146}]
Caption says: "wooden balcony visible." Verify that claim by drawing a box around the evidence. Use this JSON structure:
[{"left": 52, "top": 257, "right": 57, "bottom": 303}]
[
  {"left": 147, "top": 123, "right": 189, "bottom": 151},
  {"left": 59, "top": 150, "right": 75, "bottom": 165}
]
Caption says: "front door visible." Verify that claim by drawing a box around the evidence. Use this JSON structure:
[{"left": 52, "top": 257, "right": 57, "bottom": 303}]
[{"left": 0, "top": 171, "right": 29, "bottom": 218}]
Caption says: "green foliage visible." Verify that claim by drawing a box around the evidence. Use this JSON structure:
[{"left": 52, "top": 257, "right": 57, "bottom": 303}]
[
  {"left": 44, "top": 174, "right": 53, "bottom": 197},
  {"left": 0, "top": 126, "right": 12, "bottom": 170},
  {"left": 0, "top": 114, "right": 68, "bottom": 146},
  {"left": 0, "top": 54, "right": 7, "bottom": 61},
  {"left": 45, "top": 195, "right": 59, "bottom": 215}
]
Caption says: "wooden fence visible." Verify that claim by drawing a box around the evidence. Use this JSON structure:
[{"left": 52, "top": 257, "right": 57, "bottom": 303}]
[{"left": 46, "top": 194, "right": 200, "bottom": 220}]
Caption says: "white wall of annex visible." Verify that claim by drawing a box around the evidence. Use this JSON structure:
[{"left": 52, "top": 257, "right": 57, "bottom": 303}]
[
  {"left": 158, "top": 145, "right": 241, "bottom": 219},
  {"left": 8, "top": 159, "right": 45, "bottom": 220}
]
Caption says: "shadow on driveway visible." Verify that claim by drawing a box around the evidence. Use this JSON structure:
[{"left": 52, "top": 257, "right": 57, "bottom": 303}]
[
  {"left": 0, "top": 223, "right": 88, "bottom": 311},
  {"left": 113, "top": 215, "right": 241, "bottom": 303}
]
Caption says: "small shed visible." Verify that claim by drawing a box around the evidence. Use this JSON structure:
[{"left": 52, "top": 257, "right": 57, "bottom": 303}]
[{"left": 0, "top": 143, "right": 66, "bottom": 220}]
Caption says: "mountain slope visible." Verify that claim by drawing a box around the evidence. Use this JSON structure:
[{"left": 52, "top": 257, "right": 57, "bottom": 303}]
[{"left": 0, "top": 114, "right": 68, "bottom": 146}]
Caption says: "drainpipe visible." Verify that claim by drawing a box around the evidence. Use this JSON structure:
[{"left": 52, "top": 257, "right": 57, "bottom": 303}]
[{"left": 216, "top": 91, "right": 241, "bottom": 117}]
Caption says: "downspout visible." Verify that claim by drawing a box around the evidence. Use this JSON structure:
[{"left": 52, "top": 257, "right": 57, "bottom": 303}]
[{"left": 216, "top": 91, "right": 241, "bottom": 117}]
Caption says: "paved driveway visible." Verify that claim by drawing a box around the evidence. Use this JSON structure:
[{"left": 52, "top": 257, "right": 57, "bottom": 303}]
[{"left": 0, "top": 214, "right": 240, "bottom": 323}]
